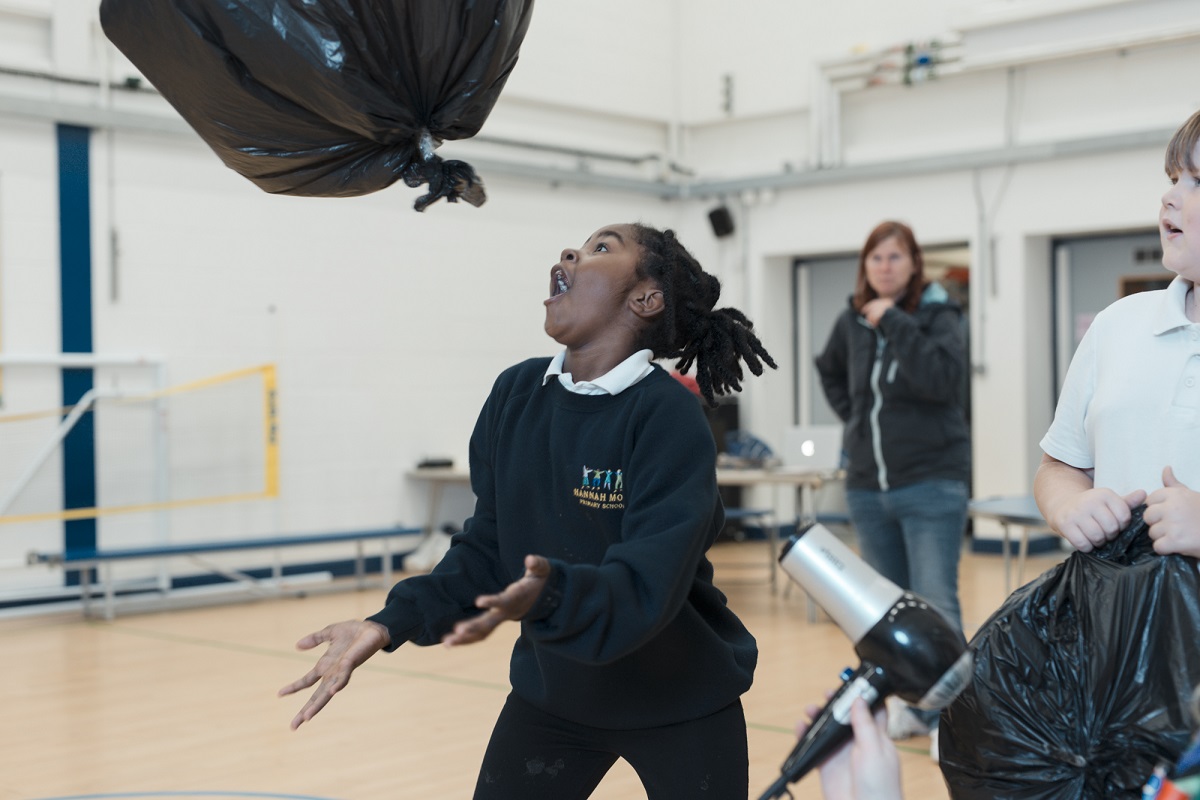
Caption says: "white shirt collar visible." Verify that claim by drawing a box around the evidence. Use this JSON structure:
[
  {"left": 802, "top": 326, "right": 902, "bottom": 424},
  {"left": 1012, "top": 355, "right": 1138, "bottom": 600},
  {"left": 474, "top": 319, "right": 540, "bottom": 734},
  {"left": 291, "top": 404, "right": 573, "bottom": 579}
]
[
  {"left": 542, "top": 349, "right": 655, "bottom": 396},
  {"left": 1151, "top": 276, "right": 1195, "bottom": 335}
]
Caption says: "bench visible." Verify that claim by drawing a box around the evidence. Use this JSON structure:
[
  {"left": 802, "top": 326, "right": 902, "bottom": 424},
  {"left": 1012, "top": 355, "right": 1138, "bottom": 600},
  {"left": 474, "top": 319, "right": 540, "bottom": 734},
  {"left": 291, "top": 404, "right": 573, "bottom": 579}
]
[{"left": 27, "top": 526, "right": 422, "bottom": 619}]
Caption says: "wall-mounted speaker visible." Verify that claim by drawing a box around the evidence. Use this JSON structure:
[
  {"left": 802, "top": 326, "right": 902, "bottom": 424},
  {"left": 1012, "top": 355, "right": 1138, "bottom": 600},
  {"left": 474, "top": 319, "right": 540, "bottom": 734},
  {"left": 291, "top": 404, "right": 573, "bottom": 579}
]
[{"left": 708, "top": 205, "right": 735, "bottom": 238}]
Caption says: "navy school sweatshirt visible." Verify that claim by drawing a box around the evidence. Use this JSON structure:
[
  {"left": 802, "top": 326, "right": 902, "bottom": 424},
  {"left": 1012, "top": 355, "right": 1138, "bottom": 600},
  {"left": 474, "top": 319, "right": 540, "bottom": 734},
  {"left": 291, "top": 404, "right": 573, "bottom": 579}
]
[{"left": 367, "top": 358, "right": 757, "bottom": 729}]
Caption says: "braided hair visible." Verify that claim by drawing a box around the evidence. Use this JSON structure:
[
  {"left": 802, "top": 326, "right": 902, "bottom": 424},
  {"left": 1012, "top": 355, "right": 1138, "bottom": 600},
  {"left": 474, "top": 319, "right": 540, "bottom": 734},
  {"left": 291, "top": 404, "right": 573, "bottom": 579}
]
[{"left": 628, "top": 224, "right": 777, "bottom": 406}]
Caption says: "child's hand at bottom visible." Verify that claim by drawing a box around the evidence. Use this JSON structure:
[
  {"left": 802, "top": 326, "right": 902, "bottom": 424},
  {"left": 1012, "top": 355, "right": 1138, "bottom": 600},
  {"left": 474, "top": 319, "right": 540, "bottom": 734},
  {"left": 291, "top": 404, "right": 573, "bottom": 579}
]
[
  {"left": 1145, "top": 466, "right": 1200, "bottom": 558},
  {"left": 1049, "top": 487, "right": 1146, "bottom": 552},
  {"left": 796, "top": 697, "right": 903, "bottom": 800},
  {"left": 442, "top": 554, "right": 551, "bottom": 646}
]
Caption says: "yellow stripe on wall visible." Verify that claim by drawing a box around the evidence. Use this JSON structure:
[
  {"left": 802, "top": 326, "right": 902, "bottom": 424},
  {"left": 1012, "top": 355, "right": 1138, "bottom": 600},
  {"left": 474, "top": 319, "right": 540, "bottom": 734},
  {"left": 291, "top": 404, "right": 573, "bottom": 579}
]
[
  {"left": 0, "top": 363, "right": 280, "bottom": 521},
  {"left": 0, "top": 491, "right": 276, "bottom": 525}
]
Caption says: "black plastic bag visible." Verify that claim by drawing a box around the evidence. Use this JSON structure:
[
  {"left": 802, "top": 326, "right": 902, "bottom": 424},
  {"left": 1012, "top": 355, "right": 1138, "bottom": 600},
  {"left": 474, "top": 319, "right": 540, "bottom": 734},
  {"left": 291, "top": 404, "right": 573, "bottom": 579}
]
[
  {"left": 99, "top": 0, "right": 535, "bottom": 210},
  {"left": 941, "top": 507, "right": 1200, "bottom": 799}
]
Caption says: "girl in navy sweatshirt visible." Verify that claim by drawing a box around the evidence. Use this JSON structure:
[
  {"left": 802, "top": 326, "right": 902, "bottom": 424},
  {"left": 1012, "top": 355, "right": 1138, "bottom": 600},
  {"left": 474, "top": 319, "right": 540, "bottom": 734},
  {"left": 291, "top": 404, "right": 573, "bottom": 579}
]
[{"left": 280, "top": 222, "right": 775, "bottom": 799}]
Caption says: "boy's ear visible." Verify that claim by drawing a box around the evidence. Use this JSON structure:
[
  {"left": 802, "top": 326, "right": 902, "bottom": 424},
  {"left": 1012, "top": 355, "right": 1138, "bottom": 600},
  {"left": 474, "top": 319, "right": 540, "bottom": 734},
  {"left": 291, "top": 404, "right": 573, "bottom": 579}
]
[{"left": 630, "top": 284, "right": 665, "bottom": 319}]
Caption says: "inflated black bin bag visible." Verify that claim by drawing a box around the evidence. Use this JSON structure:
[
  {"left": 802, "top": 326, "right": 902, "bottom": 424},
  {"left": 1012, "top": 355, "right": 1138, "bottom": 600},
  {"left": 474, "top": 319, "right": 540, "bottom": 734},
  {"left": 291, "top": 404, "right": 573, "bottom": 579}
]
[
  {"left": 941, "top": 507, "right": 1200, "bottom": 799},
  {"left": 99, "top": 0, "right": 535, "bottom": 210}
]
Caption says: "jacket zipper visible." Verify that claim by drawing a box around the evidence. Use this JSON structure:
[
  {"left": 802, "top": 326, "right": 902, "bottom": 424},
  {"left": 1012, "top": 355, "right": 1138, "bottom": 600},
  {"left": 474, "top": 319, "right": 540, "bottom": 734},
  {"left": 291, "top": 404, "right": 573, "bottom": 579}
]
[{"left": 869, "top": 334, "right": 889, "bottom": 491}]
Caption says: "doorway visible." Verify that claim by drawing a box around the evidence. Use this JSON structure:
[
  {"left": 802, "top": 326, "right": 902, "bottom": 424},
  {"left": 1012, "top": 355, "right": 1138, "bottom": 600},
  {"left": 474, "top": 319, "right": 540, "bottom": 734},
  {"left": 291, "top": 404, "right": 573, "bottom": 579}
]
[{"left": 1051, "top": 229, "right": 1163, "bottom": 399}]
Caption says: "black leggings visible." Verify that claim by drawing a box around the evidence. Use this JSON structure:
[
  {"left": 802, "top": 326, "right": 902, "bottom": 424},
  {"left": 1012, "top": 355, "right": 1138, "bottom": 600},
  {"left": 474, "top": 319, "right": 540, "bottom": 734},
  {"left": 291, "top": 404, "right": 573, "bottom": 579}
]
[{"left": 473, "top": 693, "right": 749, "bottom": 800}]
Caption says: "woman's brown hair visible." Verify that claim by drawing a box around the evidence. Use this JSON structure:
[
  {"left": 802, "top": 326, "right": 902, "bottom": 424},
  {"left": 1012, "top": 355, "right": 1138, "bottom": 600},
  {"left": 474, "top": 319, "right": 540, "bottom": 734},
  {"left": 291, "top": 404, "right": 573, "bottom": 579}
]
[{"left": 852, "top": 220, "right": 927, "bottom": 314}]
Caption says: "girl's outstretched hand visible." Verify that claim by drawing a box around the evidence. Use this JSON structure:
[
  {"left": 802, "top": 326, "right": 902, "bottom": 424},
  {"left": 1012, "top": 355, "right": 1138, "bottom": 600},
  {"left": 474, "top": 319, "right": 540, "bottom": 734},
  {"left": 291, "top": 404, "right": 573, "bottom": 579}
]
[
  {"left": 278, "top": 619, "right": 390, "bottom": 730},
  {"left": 442, "top": 554, "right": 551, "bottom": 647}
]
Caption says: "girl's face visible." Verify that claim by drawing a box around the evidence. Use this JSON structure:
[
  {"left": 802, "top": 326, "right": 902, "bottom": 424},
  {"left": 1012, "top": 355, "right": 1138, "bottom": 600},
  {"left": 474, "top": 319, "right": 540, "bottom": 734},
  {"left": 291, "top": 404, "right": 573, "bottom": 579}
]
[
  {"left": 1162, "top": 140, "right": 1200, "bottom": 283},
  {"left": 543, "top": 223, "right": 646, "bottom": 349},
  {"left": 864, "top": 235, "right": 915, "bottom": 302}
]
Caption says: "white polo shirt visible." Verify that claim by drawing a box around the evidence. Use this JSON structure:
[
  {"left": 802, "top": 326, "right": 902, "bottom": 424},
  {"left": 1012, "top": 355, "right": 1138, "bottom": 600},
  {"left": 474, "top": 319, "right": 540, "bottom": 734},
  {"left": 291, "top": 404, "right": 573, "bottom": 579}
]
[
  {"left": 1041, "top": 276, "right": 1200, "bottom": 494},
  {"left": 542, "top": 349, "right": 655, "bottom": 396}
]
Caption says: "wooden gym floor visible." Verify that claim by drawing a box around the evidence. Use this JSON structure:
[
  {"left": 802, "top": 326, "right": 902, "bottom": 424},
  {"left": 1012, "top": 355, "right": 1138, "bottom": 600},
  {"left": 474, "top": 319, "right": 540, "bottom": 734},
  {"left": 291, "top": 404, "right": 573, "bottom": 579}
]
[{"left": 1, "top": 539, "right": 1067, "bottom": 800}]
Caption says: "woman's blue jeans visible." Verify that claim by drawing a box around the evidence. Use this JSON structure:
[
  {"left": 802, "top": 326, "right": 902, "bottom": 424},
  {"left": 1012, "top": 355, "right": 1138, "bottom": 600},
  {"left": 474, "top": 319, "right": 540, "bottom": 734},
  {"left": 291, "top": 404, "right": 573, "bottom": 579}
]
[{"left": 845, "top": 478, "right": 968, "bottom": 633}]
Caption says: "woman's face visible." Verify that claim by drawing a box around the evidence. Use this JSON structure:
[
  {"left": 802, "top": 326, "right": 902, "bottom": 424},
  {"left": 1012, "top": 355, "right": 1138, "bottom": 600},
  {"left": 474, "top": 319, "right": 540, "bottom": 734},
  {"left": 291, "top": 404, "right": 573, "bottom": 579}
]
[
  {"left": 543, "top": 223, "right": 644, "bottom": 349},
  {"left": 864, "top": 235, "right": 915, "bottom": 302}
]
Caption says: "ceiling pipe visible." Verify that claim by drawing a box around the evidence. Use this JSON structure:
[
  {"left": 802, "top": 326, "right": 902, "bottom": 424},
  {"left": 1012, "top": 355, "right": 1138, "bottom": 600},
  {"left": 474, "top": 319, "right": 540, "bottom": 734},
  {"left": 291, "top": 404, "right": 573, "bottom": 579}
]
[
  {"left": 0, "top": 86, "right": 1176, "bottom": 202},
  {"left": 683, "top": 126, "right": 1175, "bottom": 198}
]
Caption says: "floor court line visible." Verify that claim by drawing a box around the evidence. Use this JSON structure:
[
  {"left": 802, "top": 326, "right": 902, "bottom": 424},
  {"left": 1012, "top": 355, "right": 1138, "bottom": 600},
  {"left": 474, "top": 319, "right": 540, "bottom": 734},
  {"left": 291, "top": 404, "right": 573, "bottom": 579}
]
[
  {"left": 85, "top": 592, "right": 992, "bottom": 754},
  {"left": 11, "top": 546, "right": 1047, "bottom": 800},
  {"left": 97, "top": 619, "right": 846, "bottom": 745},
  {"left": 92, "top": 620, "right": 513, "bottom": 692}
]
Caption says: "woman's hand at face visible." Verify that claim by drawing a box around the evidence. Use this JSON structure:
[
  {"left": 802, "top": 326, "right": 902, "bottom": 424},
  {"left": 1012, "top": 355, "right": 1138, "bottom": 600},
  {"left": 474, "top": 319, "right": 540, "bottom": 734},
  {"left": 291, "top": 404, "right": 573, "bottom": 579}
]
[{"left": 861, "top": 298, "right": 895, "bottom": 327}]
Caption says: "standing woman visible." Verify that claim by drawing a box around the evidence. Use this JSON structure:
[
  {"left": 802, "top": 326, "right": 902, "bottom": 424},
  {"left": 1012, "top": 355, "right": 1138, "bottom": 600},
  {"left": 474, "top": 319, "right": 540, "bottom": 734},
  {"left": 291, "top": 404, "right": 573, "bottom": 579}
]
[{"left": 814, "top": 220, "right": 970, "bottom": 746}]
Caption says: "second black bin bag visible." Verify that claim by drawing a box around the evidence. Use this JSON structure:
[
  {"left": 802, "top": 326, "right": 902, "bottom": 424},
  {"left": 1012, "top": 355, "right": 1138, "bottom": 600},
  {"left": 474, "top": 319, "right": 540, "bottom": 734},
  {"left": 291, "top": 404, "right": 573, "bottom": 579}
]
[{"left": 941, "top": 507, "right": 1200, "bottom": 798}]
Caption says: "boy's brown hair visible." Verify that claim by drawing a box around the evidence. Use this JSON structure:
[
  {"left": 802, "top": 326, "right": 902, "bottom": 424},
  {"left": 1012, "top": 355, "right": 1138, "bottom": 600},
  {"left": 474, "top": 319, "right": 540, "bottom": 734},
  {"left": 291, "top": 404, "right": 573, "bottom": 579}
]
[{"left": 1165, "top": 109, "right": 1200, "bottom": 176}]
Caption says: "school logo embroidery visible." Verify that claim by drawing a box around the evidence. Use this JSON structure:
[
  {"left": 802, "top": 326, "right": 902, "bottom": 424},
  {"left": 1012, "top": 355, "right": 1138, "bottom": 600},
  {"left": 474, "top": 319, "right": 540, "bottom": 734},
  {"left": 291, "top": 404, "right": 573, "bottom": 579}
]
[{"left": 574, "top": 465, "right": 625, "bottom": 510}]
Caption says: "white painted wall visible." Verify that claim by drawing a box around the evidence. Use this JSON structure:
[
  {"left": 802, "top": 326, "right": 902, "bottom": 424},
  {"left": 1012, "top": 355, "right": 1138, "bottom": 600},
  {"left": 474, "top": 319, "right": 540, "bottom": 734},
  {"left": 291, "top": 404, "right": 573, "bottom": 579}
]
[
  {"left": 103, "top": 136, "right": 684, "bottom": 508},
  {"left": 0, "top": 0, "right": 1198, "bottom": 594}
]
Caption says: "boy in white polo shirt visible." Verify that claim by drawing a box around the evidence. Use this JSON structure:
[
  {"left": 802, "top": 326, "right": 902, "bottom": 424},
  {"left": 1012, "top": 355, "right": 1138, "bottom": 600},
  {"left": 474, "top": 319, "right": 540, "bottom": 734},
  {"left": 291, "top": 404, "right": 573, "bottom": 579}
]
[{"left": 1036, "top": 108, "right": 1200, "bottom": 560}]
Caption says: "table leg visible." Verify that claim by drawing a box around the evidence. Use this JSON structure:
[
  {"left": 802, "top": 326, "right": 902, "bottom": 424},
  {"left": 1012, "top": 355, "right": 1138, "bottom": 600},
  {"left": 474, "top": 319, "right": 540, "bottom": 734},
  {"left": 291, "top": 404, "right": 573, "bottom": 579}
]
[
  {"left": 796, "top": 481, "right": 822, "bottom": 622},
  {"left": 766, "top": 485, "right": 781, "bottom": 592},
  {"left": 425, "top": 483, "right": 444, "bottom": 538}
]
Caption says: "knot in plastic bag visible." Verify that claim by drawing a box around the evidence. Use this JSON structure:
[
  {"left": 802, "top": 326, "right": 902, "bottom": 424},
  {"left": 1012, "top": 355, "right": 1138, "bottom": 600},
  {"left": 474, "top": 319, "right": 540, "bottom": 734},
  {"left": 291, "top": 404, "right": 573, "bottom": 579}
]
[{"left": 401, "top": 157, "right": 486, "bottom": 212}]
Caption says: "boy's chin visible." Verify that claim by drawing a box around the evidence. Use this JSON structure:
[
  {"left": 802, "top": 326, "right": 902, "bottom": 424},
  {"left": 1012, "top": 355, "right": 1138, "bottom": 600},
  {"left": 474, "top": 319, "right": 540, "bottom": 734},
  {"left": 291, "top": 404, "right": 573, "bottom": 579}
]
[{"left": 1162, "top": 257, "right": 1196, "bottom": 281}]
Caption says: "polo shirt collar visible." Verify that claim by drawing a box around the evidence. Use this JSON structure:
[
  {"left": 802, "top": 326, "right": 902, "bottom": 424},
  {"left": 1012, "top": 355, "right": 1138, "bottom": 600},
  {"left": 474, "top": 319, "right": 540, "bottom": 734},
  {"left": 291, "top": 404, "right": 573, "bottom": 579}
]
[
  {"left": 1151, "top": 276, "right": 1195, "bottom": 335},
  {"left": 542, "top": 349, "right": 655, "bottom": 396}
]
